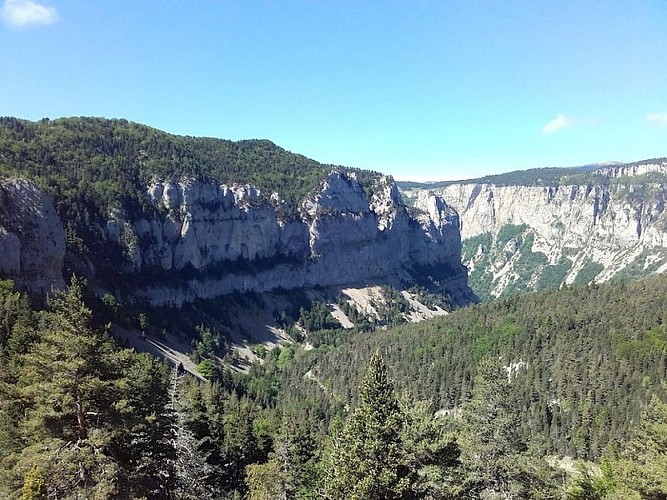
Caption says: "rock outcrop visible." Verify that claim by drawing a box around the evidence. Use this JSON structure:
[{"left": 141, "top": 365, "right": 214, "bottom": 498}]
[
  {"left": 425, "top": 162, "right": 667, "bottom": 299},
  {"left": 105, "top": 171, "right": 473, "bottom": 306},
  {"left": 0, "top": 178, "right": 66, "bottom": 293},
  {"left": 0, "top": 171, "right": 474, "bottom": 308}
]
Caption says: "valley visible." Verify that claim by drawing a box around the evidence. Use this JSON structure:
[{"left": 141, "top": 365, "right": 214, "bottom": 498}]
[{"left": 0, "top": 117, "right": 665, "bottom": 499}]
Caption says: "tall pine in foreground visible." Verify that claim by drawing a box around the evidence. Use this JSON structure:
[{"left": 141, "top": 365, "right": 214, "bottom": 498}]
[
  {"left": 0, "top": 277, "right": 176, "bottom": 499},
  {"left": 324, "top": 352, "right": 412, "bottom": 499}
]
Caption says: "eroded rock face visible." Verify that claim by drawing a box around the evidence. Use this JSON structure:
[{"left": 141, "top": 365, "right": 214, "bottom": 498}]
[
  {"left": 106, "top": 172, "right": 473, "bottom": 306},
  {"left": 433, "top": 162, "right": 667, "bottom": 298},
  {"left": 0, "top": 172, "right": 474, "bottom": 307},
  {"left": 412, "top": 191, "right": 462, "bottom": 260},
  {"left": 439, "top": 182, "right": 667, "bottom": 249},
  {"left": 0, "top": 178, "right": 65, "bottom": 293},
  {"left": 119, "top": 178, "right": 302, "bottom": 271}
]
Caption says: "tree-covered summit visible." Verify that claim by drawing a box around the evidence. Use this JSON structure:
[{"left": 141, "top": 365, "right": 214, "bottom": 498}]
[{"left": 0, "top": 116, "right": 377, "bottom": 212}]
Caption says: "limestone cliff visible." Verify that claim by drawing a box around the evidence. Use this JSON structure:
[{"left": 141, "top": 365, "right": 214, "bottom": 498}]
[
  {"left": 419, "top": 161, "right": 667, "bottom": 300},
  {"left": 0, "top": 178, "right": 66, "bottom": 294},
  {"left": 104, "top": 171, "right": 473, "bottom": 307},
  {"left": 0, "top": 171, "right": 474, "bottom": 308},
  {"left": 0, "top": 117, "right": 475, "bottom": 315}
]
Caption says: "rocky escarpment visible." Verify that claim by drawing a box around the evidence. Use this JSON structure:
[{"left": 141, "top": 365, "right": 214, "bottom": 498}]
[
  {"left": 101, "top": 171, "right": 473, "bottom": 307},
  {"left": 428, "top": 161, "right": 667, "bottom": 300},
  {"left": 0, "top": 117, "right": 474, "bottom": 312},
  {"left": 0, "top": 178, "right": 66, "bottom": 294}
]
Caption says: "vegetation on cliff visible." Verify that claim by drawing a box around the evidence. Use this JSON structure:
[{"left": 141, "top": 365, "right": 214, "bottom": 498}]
[
  {"left": 398, "top": 158, "right": 667, "bottom": 191},
  {"left": 0, "top": 116, "right": 380, "bottom": 236},
  {"left": 402, "top": 158, "right": 667, "bottom": 301},
  {"left": 0, "top": 116, "right": 322, "bottom": 207}
]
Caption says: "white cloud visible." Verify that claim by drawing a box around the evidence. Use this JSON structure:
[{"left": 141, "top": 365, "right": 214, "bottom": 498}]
[
  {"left": 541, "top": 114, "right": 576, "bottom": 134},
  {"left": 1, "top": 0, "right": 58, "bottom": 27},
  {"left": 646, "top": 112, "right": 667, "bottom": 127}
]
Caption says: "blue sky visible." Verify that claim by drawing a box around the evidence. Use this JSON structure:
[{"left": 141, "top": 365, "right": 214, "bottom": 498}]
[{"left": 1, "top": 0, "right": 666, "bottom": 181}]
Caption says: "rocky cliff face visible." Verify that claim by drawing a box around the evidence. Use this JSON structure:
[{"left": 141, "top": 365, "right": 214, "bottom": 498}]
[
  {"left": 107, "top": 171, "right": 473, "bottom": 306},
  {"left": 0, "top": 178, "right": 66, "bottom": 294},
  {"left": 1, "top": 171, "right": 474, "bottom": 307},
  {"left": 426, "top": 162, "right": 667, "bottom": 300}
]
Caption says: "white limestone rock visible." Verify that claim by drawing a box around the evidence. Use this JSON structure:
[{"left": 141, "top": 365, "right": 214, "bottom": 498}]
[
  {"left": 302, "top": 171, "right": 369, "bottom": 217},
  {"left": 128, "top": 172, "right": 473, "bottom": 307},
  {"left": 0, "top": 170, "right": 473, "bottom": 306},
  {"left": 434, "top": 163, "right": 667, "bottom": 296}
]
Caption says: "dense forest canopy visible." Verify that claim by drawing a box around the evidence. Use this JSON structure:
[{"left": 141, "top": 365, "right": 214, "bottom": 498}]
[
  {"left": 289, "top": 275, "right": 667, "bottom": 460},
  {"left": 0, "top": 116, "right": 379, "bottom": 217},
  {"left": 2, "top": 271, "right": 666, "bottom": 498}
]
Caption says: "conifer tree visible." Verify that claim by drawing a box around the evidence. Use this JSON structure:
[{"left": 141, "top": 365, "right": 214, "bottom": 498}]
[
  {"left": 401, "top": 399, "right": 460, "bottom": 498},
  {"left": 0, "top": 277, "right": 176, "bottom": 498},
  {"left": 325, "top": 352, "right": 412, "bottom": 499},
  {"left": 4, "top": 276, "right": 126, "bottom": 497},
  {"left": 610, "top": 391, "right": 667, "bottom": 499},
  {"left": 457, "top": 357, "right": 560, "bottom": 499},
  {"left": 274, "top": 413, "right": 317, "bottom": 498}
]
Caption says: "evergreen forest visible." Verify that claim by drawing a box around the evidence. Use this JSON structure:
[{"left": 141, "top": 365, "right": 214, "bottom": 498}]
[
  {"left": 0, "top": 116, "right": 666, "bottom": 498},
  {"left": 0, "top": 116, "right": 338, "bottom": 208},
  {"left": 1, "top": 272, "right": 666, "bottom": 498}
]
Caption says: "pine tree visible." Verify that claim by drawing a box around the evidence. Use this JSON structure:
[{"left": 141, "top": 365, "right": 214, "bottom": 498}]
[
  {"left": 325, "top": 352, "right": 412, "bottom": 499},
  {"left": 10, "top": 276, "right": 123, "bottom": 497},
  {"left": 567, "top": 461, "right": 615, "bottom": 500},
  {"left": 171, "top": 370, "right": 217, "bottom": 499},
  {"left": 457, "top": 357, "right": 560, "bottom": 499},
  {"left": 0, "top": 277, "right": 176, "bottom": 498},
  {"left": 400, "top": 399, "right": 460, "bottom": 498},
  {"left": 247, "top": 411, "right": 319, "bottom": 499},
  {"left": 20, "top": 276, "right": 108, "bottom": 443},
  {"left": 610, "top": 391, "right": 667, "bottom": 498}
]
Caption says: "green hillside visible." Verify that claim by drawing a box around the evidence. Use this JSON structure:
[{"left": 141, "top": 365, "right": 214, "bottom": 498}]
[
  {"left": 3, "top": 272, "right": 666, "bottom": 497},
  {"left": 398, "top": 158, "right": 667, "bottom": 190},
  {"left": 0, "top": 116, "right": 379, "bottom": 219},
  {"left": 286, "top": 274, "right": 667, "bottom": 460}
]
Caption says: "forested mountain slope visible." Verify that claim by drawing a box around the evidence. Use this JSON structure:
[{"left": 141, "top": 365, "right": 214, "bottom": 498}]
[
  {"left": 291, "top": 275, "right": 667, "bottom": 461},
  {"left": 0, "top": 116, "right": 473, "bottom": 319},
  {"left": 400, "top": 159, "right": 667, "bottom": 300},
  {"left": 2, "top": 271, "right": 666, "bottom": 497},
  {"left": 398, "top": 161, "right": 607, "bottom": 191},
  {"left": 0, "top": 116, "right": 339, "bottom": 207}
]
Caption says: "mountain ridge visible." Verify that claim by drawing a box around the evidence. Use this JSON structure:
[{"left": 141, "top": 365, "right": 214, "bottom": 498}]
[
  {"left": 0, "top": 116, "right": 474, "bottom": 312},
  {"left": 400, "top": 157, "right": 667, "bottom": 300}
]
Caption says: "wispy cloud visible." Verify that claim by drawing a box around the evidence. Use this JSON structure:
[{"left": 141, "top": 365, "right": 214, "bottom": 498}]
[
  {"left": 541, "top": 114, "right": 576, "bottom": 134},
  {"left": 0, "top": 0, "right": 58, "bottom": 27},
  {"left": 646, "top": 112, "right": 667, "bottom": 127}
]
